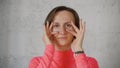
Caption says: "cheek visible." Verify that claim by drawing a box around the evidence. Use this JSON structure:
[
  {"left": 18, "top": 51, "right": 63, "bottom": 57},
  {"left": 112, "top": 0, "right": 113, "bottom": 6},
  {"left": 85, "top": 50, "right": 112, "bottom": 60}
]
[
  {"left": 67, "top": 33, "right": 74, "bottom": 40},
  {"left": 53, "top": 34, "right": 73, "bottom": 41},
  {"left": 53, "top": 34, "right": 59, "bottom": 40},
  {"left": 53, "top": 34, "right": 58, "bottom": 38}
]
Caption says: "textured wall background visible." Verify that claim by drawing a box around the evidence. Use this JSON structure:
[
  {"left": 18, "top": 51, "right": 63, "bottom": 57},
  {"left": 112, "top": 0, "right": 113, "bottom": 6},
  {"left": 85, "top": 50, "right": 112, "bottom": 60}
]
[{"left": 0, "top": 0, "right": 120, "bottom": 68}]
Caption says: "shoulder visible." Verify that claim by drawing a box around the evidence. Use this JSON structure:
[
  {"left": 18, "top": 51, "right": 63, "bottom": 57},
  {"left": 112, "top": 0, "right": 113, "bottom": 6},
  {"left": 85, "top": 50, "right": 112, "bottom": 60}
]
[
  {"left": 28, "top": 56, "right": 42, "bottom": 68},
  {"left": 87, "top": 56, "right": 99, "bottom": 68},
  {"left": 29, "top": 56, "right": 42, "bottom": 64},
  {"left": 30, "top": 56, "right": 41, "bottom": 62}
]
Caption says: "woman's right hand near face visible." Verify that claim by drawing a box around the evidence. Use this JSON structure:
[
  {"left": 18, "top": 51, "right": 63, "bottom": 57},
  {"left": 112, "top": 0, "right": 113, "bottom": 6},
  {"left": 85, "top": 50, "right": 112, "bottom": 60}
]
[{"left": 43, "top": 21, "right": 57, "bottom": 45}]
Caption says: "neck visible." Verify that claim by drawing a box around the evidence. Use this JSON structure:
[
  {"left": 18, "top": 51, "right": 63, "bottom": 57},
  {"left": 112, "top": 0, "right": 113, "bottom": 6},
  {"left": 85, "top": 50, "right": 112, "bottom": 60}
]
[{"left": 55, "top": 44, "right": 71, "bottom": 51}]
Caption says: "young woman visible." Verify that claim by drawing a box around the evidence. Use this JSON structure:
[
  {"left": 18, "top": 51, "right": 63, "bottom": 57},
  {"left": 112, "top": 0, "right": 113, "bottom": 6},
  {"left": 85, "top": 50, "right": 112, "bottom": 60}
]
[{"left": 29, "top": 6, "right": 99, "bottom": 68}]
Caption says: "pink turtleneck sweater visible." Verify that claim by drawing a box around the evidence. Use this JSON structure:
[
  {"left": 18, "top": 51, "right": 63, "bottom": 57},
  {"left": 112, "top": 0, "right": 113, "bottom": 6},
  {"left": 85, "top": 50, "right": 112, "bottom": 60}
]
[{"left": 29, "top": 45, "right": 99, "bottom": 68}]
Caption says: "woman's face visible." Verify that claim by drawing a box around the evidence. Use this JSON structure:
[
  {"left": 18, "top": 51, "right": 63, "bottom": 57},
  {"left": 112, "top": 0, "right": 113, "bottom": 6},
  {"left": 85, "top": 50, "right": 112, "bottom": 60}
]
[{"left": 52, "top": 10, "right": 75, "bottom": 47}]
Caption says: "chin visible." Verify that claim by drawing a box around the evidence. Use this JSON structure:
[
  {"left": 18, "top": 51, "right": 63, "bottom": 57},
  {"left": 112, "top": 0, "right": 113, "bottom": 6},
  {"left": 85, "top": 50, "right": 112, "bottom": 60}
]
[
  {"left": 57, "top": 41, "right": 70, "bottom": 47},
  {"left": 55, "top": 36, "right": 73, "bottom": 47}
]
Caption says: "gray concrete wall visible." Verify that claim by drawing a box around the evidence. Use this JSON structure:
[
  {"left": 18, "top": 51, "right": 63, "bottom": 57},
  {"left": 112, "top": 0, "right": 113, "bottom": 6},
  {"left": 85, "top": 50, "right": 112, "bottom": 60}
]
[{"left": 0, "top": 0, "right": 120, "bottom": 68}]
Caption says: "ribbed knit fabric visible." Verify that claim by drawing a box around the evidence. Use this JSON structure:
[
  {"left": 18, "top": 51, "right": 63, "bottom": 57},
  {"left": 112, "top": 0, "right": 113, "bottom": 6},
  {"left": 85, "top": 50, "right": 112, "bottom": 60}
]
[{"left": 29, "top": 45, "right": 99, "bottom": 68}]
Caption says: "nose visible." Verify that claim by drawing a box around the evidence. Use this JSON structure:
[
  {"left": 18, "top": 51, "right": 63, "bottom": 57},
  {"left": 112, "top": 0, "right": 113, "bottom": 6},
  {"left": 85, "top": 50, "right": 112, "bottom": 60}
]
[{"left": 59, "top": 26, "right": 66, "bottom": 34}]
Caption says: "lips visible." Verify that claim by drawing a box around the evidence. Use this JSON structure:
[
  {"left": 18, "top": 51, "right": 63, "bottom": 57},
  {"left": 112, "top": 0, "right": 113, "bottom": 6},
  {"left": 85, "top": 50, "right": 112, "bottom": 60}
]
[{"left": 58, "top": 36, "right": 67, "bottom": 39}]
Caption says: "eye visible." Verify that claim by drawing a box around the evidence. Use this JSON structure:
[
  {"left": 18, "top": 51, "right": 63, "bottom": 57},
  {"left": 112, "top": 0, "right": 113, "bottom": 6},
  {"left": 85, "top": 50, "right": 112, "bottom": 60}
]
[
  {"left": 52, "top": 23, "right": 60, "bottom": 32},
  {"left": 65, "top": 23, "right": 72, "bottom": 28},
  {"left": 53, "top": 24, "right": 59, "bottom": 28}
]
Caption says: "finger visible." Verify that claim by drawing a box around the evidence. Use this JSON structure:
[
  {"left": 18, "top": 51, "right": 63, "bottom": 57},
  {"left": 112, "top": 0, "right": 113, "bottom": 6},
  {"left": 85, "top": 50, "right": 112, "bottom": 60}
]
[
  {"left": 46, "top": 21, "right": 49, "bottom": 29},
  {"left": 82, "top": 22, "right": 86, "bottom": 32},
  {"left": 44, "top": 25, "right": 49, "bottom": 40},
  {"left": 45, "top": 22, "right": 50, "bottom": 36},
  {"left": 49, "top": 22, "right": 53, "bottom": 32},
  {"left": 66, "top": 29, "right": 77, "bottom": 36},
  {"left": 80, "top": 22, "right": 86, "bottom": 37},
  {"left": 49, "top": 22, "right": 53, "bottom": 29},
  {"left": 70, "top": 21, "right": 79, "bottom": 32},
  {"left": 44, "top": 25, "right": 47, "bottom": 34},
  {"left": 80, "top": 18, "right": 83, "bottom": 31}
]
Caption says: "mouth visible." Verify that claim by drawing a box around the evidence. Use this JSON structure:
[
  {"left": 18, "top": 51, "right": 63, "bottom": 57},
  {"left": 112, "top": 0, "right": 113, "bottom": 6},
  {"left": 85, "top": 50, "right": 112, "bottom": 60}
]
[{"left": 58, "top": 36, "right": 67, "bottom": 40}]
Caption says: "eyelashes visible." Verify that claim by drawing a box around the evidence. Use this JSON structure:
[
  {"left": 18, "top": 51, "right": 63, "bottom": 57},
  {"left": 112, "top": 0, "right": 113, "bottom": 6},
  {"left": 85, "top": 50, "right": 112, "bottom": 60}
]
[
  {"left": 52, "top": 23, "right": 73, "bottom": 32},
  {"left": 53, "top": 24, "right": 59, "bottom": 28},
  {"left": 65, "top": 23, "right": 73, "bottom": 29},
  {"left": 53, "top": 23, "right": 72, "bottom": 27}
]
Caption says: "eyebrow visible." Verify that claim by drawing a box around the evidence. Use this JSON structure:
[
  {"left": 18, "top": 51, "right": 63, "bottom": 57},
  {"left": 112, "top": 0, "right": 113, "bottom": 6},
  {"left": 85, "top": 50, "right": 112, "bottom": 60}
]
[
  {"left": 53, "top": 22, "right": 59, "bottom": 25},
  {"left": 53, "top": 21, "right": 71, "bottom": 23}
]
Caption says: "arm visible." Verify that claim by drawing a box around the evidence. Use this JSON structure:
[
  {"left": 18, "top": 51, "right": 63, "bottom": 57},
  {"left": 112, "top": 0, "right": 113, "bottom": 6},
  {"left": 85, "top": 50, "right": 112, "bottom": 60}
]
[
  {"left": 29, "top": 21, "right": 57, "bottom": 68},
  {"left": 28, "top": 45, "right": 54, "bottom": 68},
  {"left": 68, "top": 19, "right": 99, "bottom": 68},
  {"left": 74, "top": 53, "right": 99, "bottom": 68}
]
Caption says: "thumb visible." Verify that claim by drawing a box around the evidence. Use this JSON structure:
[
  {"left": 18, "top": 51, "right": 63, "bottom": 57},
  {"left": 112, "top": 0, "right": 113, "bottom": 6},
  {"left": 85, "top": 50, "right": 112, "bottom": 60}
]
[{"left": 51, "top": 31, "right": 58, "bottom": 35}]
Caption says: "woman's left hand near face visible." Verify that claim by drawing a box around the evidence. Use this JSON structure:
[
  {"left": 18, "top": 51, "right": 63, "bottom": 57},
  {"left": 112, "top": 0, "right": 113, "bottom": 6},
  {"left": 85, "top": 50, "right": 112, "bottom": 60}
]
[
  {"left": 43, "top": 21, "right": 57, "bottom": 45},
  {"left": 66, "top": 18, "right": 86, "bottom": 52}
]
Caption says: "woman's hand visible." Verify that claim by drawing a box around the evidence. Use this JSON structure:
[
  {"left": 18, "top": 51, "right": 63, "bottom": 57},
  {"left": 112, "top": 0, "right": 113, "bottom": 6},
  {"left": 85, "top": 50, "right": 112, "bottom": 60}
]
[
  {"left": 66, "top": 18, "right": 86, "bottom": 52},
  {"left": 42, "top": 21, "right": 57, "bottom": 45}
]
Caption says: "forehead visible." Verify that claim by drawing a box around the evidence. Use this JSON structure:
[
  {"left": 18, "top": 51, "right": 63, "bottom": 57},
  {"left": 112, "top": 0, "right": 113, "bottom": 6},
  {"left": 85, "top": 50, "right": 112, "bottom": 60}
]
[{"left": 53, "top": 10, "right": 75, "bottom": 23}]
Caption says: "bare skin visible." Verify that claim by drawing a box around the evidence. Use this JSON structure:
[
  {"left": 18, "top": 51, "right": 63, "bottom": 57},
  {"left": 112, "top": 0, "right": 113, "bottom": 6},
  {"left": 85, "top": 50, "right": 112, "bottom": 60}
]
[{"left": 43, "top": 10, "right": 86, "bottom": 52}]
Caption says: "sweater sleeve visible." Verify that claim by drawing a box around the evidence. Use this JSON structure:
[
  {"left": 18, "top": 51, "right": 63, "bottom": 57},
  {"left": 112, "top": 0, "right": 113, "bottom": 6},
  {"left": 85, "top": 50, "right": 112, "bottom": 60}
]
[
  {"left": 74, "top": 54, "right": 99, "bottom": 68},
  {"left": 28, "top": 45, "right": 54, "bottom": 68}
]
